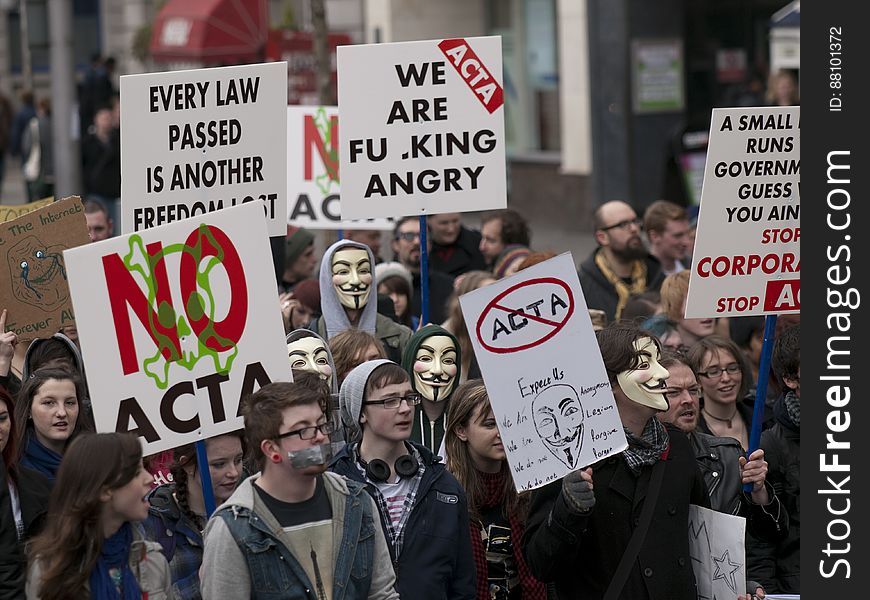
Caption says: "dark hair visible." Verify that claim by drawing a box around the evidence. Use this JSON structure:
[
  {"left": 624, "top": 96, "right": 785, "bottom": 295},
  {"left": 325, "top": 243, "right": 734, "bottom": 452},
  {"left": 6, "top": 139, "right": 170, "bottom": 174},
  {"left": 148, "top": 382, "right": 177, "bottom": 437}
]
[
  {"left": 83, "top": 198, "right": 110, "bottom": 217},
  {"left": 25, "top": 336, "right": 79, "bottom": 373},
  {"left": 241, "top": 382, "right": 326, "bottom": 468},
  {"left": 595, "top": 324, "right": 663, "bottom": 382},
  {"left": 363, "top": 363, "right": 409, "bottom": 401},
  {"left": 329, "top": 329, "right": 387, "bottom": 386},
  {"left": 392, "top": 216, "right": 418, "bottom": 239},
  {"left": 28, "top": 433, "right": 143, "bottom": 600},
  {"left": 771, "top": 324, "right": 800, "bottom": 384},
  {"left": 482, "top": 209, "right": 530, "bottom": 247},
  {"left": 14, "top": 368, "right": 91, "bottom": 463},
  {"left": 170, "top": 430, "right": 245, "bottom": 531},
  {"left": 658, "top": 350, "right": 696, "bottom": 376},
  {"left": 0, "top": 388, "right": 19, "bottom": 483},
  {"left": 685, "top": 335, "right": 751, "bottom": 400},
  {"left": 378, "top": 275, "right": 413, "bottom": 326},
  {"left": 621, "top": 291, "right": 661, "bottom": 323}
]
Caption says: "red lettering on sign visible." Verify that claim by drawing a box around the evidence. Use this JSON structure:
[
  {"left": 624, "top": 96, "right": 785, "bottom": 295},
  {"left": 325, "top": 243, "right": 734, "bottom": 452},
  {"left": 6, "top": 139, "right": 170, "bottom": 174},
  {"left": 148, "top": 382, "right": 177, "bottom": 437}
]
[
  {"left": 764, "top": 279, "right": 800, "bottom": 311},
  {"left": 437, "top": 38, "right": 504, "bottom": 114}
]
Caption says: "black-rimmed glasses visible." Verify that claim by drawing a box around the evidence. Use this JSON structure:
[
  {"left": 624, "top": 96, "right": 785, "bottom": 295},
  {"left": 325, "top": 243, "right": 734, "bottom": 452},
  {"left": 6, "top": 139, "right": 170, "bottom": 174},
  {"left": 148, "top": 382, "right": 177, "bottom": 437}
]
[
  {"left": 599, "top": 218, "right": 643, "bottom": 232},
  {"left": 697, "top": 363, "right": 741, "bottom": 379},
  {"left": 277, "top": 420, "right": 337, "bottom": 441},
  {"left": 363, "top": 393, "right": 422, "bottom": 409}
]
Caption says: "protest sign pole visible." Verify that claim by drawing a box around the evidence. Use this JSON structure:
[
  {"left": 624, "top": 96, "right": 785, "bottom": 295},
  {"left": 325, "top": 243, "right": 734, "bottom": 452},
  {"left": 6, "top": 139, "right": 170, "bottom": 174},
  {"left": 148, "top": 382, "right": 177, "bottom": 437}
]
[
  {"left": 419, "top": 215, "right": 430, "bottom": 326},
  {"left": 196, "top": 440, "right": 217, "bottom": 516},
  {"left": 743, "top": 314, "right": 777, "bottom": 492},
  {"left": 337, "top": 228, "right": 344, "bottom": 240}
]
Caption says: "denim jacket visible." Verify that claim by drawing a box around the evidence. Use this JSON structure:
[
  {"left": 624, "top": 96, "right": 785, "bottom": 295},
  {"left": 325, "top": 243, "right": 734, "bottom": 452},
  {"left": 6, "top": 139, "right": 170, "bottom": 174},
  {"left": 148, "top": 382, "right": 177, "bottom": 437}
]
[
  {"left": 200, "top": 472, "right": 398, "bottom": 600},
  {"left": 141, "top": 484, "right": 204, "bottom": 600}
]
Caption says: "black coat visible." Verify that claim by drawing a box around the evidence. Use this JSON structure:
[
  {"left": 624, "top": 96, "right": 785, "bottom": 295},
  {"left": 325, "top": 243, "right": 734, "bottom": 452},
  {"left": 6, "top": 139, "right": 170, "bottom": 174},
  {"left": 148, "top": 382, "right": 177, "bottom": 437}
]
[
  {"left": 522, "top": 424, "right": 710, "bottom": 600},
  {"left": 0, "top": 462, "right": 24, "bottom": 600},
  {"left": 577, "top": 249, "right": 665, "bottom": 322},
  {"left": 428, "top": 226, "right": 487, "bottom": 278},
  {"left": 411, "top": 269, "right": 455, "bottom": 326}
]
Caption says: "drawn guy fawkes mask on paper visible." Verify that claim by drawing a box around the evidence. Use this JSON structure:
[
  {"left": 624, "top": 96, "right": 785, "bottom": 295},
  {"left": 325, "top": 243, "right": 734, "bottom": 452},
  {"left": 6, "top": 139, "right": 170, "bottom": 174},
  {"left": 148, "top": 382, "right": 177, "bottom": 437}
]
[
  {"left": 331, "top": 247, "right": 372, "bottom": 310},
  {"left": 413, "top": 334, "right": 458, "bottom": 402},
  {"left": 533, "top": 384, "right": 584, "bottom": 468},
  {"left": 616, "top": 336, "right": 670, "bottom": 411}
]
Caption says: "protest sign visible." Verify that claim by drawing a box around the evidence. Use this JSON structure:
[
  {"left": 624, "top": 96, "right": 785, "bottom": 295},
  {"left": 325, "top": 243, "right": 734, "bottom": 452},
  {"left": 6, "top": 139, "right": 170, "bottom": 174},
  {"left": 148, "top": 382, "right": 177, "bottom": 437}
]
[
  {"left": 337, "top": 36, "right": 507, "bottom": 220},
  {"left": 459, "top": 252, "right": 626, "bottom": 491},
  {"left": 685, "top": 106, "right": 800, "bottom": 317},
  {"left": 120, "top": 62, "right": 288, "bottom": 236},
  {"left": 688, "top": 505, "right": 747, "bottom": 599},
  {"left": 64, "top": 202, "right": 290, "bottom": 455},
  {"left": 286, "top": 105, "right": 393, "bottom": 230},
  {"left": 0, "top": 196, "right": 90, "bottom": 340},
  {"left": 0, "top": 197, "right": 54, "bottom": 223}
]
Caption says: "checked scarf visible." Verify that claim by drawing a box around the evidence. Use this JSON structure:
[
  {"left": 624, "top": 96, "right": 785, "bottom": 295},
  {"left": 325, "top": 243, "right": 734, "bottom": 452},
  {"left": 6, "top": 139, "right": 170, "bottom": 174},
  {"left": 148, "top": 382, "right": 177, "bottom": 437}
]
[{"left": 622, "top": 417, "right": 670, "bottom": 475}]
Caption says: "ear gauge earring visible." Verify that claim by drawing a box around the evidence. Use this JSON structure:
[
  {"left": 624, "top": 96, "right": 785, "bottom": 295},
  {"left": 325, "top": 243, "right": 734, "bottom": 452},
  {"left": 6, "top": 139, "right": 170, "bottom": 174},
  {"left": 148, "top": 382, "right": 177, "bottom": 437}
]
[{"left": 271, "top": 453, "right": 282, "bottom": 463}]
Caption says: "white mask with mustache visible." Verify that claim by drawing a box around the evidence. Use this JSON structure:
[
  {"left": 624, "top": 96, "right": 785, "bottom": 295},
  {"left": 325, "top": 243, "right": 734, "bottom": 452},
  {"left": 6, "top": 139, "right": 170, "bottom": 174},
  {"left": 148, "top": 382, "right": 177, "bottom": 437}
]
[
  {"left": 616, "top": 337, "right": 670, "bottom": 411},
  {"left": 332, "top": 248, "right": 372, "bottom": 310},
  {"left": 413, "top": 335, "right": 458, "bottom": 402}
]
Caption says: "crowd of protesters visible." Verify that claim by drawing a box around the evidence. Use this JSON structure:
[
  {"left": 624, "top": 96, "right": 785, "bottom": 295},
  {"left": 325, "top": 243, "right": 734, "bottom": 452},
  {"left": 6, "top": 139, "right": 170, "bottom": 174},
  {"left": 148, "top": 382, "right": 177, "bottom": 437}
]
[{"left": 0, "top": 193, "right": 801, "bottom": 600}]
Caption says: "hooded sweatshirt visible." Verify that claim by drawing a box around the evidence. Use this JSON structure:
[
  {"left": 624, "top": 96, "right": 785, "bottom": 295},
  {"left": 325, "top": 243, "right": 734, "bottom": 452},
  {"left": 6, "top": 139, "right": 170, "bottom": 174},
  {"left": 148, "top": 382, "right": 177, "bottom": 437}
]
[
  {"left": 20, "top": 333, "right": 93, "bottom": 426},
  {"left": 401, "top": 325, "right": 461, "bottom": 454},
  {"left": 318, "top": 240, "right": 378, "bottom": 340}
]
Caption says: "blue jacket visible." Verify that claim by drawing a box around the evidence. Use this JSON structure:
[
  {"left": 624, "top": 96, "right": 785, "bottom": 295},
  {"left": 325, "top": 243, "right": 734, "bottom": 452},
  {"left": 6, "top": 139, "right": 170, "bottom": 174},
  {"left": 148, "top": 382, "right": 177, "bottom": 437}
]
[
  {"left": 330, "top": 442, "right": 476, "bottom": 600},
  {"left": 141, "top": 484, "right": 204, "bottom": 600},
  {"left": 200, "top": 472, "right": 399, "bottom": 600}
]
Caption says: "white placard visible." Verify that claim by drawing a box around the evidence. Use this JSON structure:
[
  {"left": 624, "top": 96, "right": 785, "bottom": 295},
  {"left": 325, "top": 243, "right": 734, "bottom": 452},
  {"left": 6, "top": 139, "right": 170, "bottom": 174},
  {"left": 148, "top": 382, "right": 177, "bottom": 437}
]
[
  {"left": 286, "top": 106, "right": 394, "bottom": 230},
  {"left": 685, "top": 106, "right": 800, "bottom": 318},
  {"left": 64, "top": 203, "right": 291, "bottom": 455},
  {"left": 459, "top": 252, "right": 627, "bottom": 492},
  {"left": 121, "top": 62, "right": 288, "bottom": 236},
  {"left": 338, "top": 36, "right": 507, "bottom": 220},
  {"left": 689, "top": 505, "right": 747, "bottom": 599}
]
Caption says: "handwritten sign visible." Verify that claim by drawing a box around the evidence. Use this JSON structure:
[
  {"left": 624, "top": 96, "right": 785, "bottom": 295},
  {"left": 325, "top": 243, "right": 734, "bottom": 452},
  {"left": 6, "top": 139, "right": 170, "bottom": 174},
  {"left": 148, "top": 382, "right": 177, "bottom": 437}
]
[
  {"left": 120, "top": 62, "right": 288, "bottom": 235},
  {"left": 459, "top": 252, "right": 627, "bottom": 491},
  {"left": 689, "top": 505, "right": 746, "bottom": 599},
  {"left": 685, "top": 106, "right": 800, "bottom": 317},
  {"left": 0, "top": 198, "right": 54, "bottom": 224},
  {"left": 337, "top": 36, "right": 507, "bottom": 220},
  {"left": 0, "top": 196, "right": 90, "bottom": 340}
]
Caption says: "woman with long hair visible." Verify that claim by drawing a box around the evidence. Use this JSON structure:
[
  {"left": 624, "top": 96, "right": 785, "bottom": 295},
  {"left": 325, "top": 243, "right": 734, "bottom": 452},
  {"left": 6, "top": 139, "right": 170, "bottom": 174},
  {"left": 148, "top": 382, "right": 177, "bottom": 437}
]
[
  {"left": 141, "top": 432, "right": 245, "bottom": 599},
  {"left": 14, "top": 368, "right": 91, "bottom": 481},
  {"left": 26, "top": 432, "right": 171, "bottom": 599},
  {"left": 445, "top": 380, "right": 546, "bottom": 600},
  {"left": 442, "top": 271, "right": 496, "bottom": 384}
]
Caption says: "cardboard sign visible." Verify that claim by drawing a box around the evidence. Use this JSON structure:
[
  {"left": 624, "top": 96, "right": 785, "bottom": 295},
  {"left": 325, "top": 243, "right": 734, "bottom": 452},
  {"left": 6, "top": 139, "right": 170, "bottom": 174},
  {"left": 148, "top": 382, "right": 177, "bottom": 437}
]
[
  {"left": 689, "top": 505, "right": 747, "bottom": 598},
  {"left": 337, "top": 36, "right": 507, "bottom": 220},
  {"left": 64, "top": 202, "right": 290, "bottom": 455},
  {"left": 0, "top": 198, "right": 54, "bottom": 223},
  {"left": 459, "top": 252, "right": 627, "bottom": 492},
  {"left": 0, "top": 196, "right": 90, "bottom": 340},
  {"left": 286, "top": 106, "right": 394, "bottom": 230},
  {"left": 685, "top": 107, "right": 800, "bottom": 317},
  {"left": 120, "top": 62, "right": 288, "bottom": 236}
]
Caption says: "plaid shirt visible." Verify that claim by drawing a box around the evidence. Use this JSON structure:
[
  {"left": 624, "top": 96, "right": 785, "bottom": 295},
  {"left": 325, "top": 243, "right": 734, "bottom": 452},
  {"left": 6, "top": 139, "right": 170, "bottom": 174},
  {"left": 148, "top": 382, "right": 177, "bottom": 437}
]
[{"left": 356, "top": 445, "right": 425, "bottom": 561}]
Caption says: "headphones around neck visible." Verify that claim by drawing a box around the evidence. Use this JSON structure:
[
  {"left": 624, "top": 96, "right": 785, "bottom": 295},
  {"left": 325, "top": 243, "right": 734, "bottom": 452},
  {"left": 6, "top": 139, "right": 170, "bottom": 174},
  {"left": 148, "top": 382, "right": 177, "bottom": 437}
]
[{"left": 359, "top": 451, "right": 419, "bottom": 483}]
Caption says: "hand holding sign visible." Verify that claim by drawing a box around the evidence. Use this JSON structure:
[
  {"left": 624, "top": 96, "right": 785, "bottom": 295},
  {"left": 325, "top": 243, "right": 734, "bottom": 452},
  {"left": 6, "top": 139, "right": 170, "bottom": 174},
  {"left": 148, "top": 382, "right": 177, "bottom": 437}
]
[
  {"left": 561, "top": 467, "right": 595, "bottom": 515},
  {"left": 0, "top": 309, "right": 19, "bottom": 371}
]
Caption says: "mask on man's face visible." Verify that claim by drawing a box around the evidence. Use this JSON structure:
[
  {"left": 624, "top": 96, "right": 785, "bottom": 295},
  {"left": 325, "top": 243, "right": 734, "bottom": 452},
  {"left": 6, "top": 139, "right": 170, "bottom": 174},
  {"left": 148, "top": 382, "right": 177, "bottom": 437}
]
[
  {"left": 412, "top": 335, "right": 458, "bottom": 401},
  {"left": 287, "top": 336, "right": 334, "bottom": 386},
  {"left": 332, "top": 248, "right": 373, "bottom": 309},
  {"left": 616, "top": 337, "right": 670, "bottom": 411}
]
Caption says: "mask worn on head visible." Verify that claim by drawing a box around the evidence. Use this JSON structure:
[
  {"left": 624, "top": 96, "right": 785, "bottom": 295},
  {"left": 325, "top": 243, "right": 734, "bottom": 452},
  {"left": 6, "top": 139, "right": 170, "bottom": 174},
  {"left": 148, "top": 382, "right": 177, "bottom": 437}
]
[
  {"left": 332, "top": 248, "right": 372, "bottom": 310},
  {"left": 287, "top": 336, "right": 334, "bottom": 386},
  {"left": 532, "top": 384, "right": 585, "bottom": 468},
  {"left": 412, "top": 334, "right": 458, "bottom": 402},
  {"left": 616, "top": 336, "right": 670, "bottom": 411}
]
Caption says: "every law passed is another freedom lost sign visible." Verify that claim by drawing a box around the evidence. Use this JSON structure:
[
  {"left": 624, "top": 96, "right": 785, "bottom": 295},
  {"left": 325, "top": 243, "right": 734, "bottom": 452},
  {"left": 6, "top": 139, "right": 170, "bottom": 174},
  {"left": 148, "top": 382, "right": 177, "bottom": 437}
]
[
  {"left": 685, "top": 106, "right": 800, "bottom": 318},
  {"left": 120, "top": 62, "right": 288, "bottom": 235},
  {"left": 459, "top": 253, "right": 626, "bottom": 492},
  {"left": 64, "top": 203, "right": 290, "bottom": 455},
  {"left": 337, "top": 36, "right": 507, "bottom": 220}
]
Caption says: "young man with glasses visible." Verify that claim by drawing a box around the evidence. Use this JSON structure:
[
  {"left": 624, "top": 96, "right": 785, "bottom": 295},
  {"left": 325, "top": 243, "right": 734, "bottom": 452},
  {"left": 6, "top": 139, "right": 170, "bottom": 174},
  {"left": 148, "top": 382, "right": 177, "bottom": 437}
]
[
  {"left": 331, "top": 359, "right": 475, "bottom": 600},
  {"left": 578, "top": 200, "right": 666, "bottom": 322},
  {"left": 201, "top": 380, "right": 400, "bottom": 600}
]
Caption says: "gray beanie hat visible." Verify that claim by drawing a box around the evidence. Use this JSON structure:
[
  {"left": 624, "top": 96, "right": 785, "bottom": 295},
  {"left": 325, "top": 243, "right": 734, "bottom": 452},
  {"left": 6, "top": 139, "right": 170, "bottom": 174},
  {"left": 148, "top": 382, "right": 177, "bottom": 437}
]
[{"left": 339, "top": 359, "right": 393, "bottom": 442}]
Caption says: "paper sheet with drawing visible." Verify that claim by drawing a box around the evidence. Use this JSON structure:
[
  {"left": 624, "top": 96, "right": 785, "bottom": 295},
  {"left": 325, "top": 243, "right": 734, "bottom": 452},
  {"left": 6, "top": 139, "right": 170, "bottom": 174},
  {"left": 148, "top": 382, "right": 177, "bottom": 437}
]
[
  {"left": 459, "top": 252, "right": 627, "bottom": 491},
  {"left": 689, "top": 504, "right": 747, "bottom": 599}
]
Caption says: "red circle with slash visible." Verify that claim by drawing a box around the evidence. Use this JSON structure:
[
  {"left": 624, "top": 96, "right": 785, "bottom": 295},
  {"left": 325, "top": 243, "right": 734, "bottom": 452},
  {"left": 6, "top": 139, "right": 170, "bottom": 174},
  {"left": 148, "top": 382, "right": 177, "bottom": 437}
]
[{"left": 475, "top": 277, "right": 574, "bottom": 354}]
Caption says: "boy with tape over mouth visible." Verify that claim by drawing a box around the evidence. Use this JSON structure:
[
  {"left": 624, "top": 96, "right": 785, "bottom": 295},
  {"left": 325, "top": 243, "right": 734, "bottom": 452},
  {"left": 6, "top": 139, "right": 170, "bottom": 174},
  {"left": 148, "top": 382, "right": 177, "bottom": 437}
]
[
  {"left": 330, "top": 359, "right": 475, "bottom": 600},
  {"left": 200, "top": 380, "right": 399, "bottom": 599}
]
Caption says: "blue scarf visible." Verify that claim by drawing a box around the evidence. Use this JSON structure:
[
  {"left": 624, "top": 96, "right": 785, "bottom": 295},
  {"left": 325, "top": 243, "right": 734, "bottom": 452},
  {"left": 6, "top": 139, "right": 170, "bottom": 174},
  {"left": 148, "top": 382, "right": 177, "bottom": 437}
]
[
  {"left": 89, "top": 522, "right": 142, "bottom": 600},
  {"left": 21, "top": 432, "right": 63, "bottom": 481}
]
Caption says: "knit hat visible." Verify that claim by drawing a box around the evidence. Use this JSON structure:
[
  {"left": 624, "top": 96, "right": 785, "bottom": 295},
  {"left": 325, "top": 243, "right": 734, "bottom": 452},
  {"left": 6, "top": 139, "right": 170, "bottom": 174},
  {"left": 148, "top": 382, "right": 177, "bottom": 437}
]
[
  {"left": 292, "top": 278, "right": 321, "bottom": 315},
  {"left": 285, "top": 227, "right": 315, "bottom": 267},
  {"left": 339, "top": 358, "right": 393, "bottom": 442},
  {"left": 375, "top": 261, "right": 413, "bottom": 290},
  {"left": 493, "top": 244, "right": 531, "bottom": 278}
]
